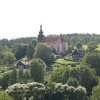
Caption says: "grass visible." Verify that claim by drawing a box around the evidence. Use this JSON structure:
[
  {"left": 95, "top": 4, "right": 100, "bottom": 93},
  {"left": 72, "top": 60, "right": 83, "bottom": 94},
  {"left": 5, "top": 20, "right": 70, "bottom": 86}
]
[
  {"left": 96, "top": 44, "right": 100, "bottom": 51},
  {"left": 82, "top": 45, "right": 88, "bottom": 50},
  {"left": 82, "top": 44, "right": 100, "bottom": 51},
  {"left": 55, "top": 59, "right": 79, "bottom": 65}
]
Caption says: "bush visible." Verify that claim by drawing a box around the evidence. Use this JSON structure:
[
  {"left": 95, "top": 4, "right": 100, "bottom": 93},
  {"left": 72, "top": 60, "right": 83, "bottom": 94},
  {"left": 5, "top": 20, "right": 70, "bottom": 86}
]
[
  {"left": 6, "top": 82, "right": 87, "bottom": 100},
  {"left": 0, "top": 91, "right": 12, "bottom": 100}
]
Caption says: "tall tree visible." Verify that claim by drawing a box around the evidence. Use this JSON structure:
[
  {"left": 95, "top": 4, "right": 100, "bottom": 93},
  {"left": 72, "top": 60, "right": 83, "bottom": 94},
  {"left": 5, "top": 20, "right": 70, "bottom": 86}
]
[
  {"left": 34, "top": 43, "right": 55, "bottom": 66},
  {"left": 3, "top": 51, "right": 15, "bottom": 67},
  {"left": 90, "top": 81, "right": 100, "bottom": 100},
  {"left": 15, "top": 44, "right": 27, "bottom": 60},
  {"left": 8, "top": 69, "right": 17, "bottom": 85},
  {"left": 26, "top": 43, "right": 34, "bottom": 60},
  {"left": 30, "top": 58, "right": 46, "bottom": 82},
  {"left": 82, "top": 53, "right": 100, "bottom": 76}
]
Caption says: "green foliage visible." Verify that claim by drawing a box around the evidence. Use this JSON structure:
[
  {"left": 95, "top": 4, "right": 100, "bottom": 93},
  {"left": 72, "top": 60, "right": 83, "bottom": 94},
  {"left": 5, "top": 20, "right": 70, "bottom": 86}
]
[
  {"left": 90, "top": 80, "right": 100, "bottom": 100},
  {"left": 77, "top": 66, "right": 98, "bottom": 96},
  {"left": 6, "top": 82, "right": 45, "bottom": 100},
  {"left": 82, "top": 53, "right": 100, "bottom": 76},
  {"left": 34, "top": 43, "right": 55, "bottom": 66},
  {"left": 8, "top": 69, "right": 17, "bottom": 85},
  {"left": 76, "top": 42, "right": 82, "bottom": 49},
  {"left": 30, "top": 58, "right": 46, "bottom": 82},
  {"left": 17, "top": 68, "right": 24, "bottom": 83},
  {"left": 75, "top": 86, "right": 87, "bottom": 100},
  {"left": 15, "top": 44, "right": 27, "bottom": 60},
  {"left": 3, "top": 51, "right": 15, "bottom": 67},
  {"left": 6, "top": 82, "right": 87, "bottom": 100},
  {"left": 26, "top": 43, "right": 34, "bottom": 60},
  {"left": 55, "top": 59, "right": 79, "bottom": 66},
  {"left": 0, "top": 71, "right": 12, "bottom": 89},
  {"left": 67, "top": 77, "right": 79, "bottom": 87},
  {"left": 87, "top": 43, "right": 98, "bottom": 53},
  {"left": 0, "top": 91, "right": 12, "bottom": 100},
  {"left": 51, "top": 65, "right": 98, "bottom": 96},
  {"left": 51, "top": 68, "right": 66, "bottom": 83},
  {"left": 31, "top": 39, "right": 37, "bottom": 47}
]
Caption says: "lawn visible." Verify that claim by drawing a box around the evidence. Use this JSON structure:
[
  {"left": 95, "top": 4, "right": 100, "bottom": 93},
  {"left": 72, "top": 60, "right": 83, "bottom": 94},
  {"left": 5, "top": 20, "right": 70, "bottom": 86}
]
[
  {"left": 55, "top": 59, "right": 79, "bottom": 66},
  {"left": 82, "top": 44, "right": 100, "bottom": 51}
]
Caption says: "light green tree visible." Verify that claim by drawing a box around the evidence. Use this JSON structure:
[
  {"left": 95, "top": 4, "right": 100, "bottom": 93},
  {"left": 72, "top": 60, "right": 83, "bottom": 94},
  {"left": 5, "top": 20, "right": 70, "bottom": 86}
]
[
  {"left": 3, "top": 51, "right": 15, "bottom": 67},
  {"left": 90, "top": 81, "right": 100, "bottom": 100},
  {"left": 87, "top": 43, "right": 98, "bottom": 53},
  {"left": 8, "top": 69, "right": 17, "bottom": 85},
  {"left": 0, "top": 91, "right": 12, "bottom": 100}
]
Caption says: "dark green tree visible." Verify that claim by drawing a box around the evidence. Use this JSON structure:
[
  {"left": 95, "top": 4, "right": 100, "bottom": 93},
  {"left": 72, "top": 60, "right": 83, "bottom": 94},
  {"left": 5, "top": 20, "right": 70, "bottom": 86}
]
[
  {"left": 76, "top": 42, "right": 82, "bottom": 49},
  {"left": 34, "top": 43, "right": 55, "bottom": 66},
  {"left": 82, "top": 53, "right": 100, "bottom": 76},
  {"left": 26, "top": 43, "right": 34, "bottom": 60},
  {"left": 79, "top": 66, "right": 98, "bottom": 96},
  {"left": 30, "top": 58, "right": 46, "bottom": 82},
  {"left": 67, "top": 77, "right": 79, "bottom": 87},
  {"left": 15, "top": 44, "right": 27, "bottom": 60},
  {"left": 0, "top": 72, "right": 11, "bottom": 89}
]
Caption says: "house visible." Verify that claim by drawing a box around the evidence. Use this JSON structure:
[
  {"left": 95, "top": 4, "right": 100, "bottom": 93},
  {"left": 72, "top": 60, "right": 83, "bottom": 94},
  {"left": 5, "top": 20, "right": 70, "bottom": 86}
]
[
  {"left": 17, "top": 60, "right": 47, "bottom": 71},
  {"left": 17, "top": 60, "right": 32, "bottom": 69},
  {"left": 72, "top": 49, "right": 85, "bottom": 61},
  {"left": 38, "top": 25, "right": 69, "bottom": 55}
]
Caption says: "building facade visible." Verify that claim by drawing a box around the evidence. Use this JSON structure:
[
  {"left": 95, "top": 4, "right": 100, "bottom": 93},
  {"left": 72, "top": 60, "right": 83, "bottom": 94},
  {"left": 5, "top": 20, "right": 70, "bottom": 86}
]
[{"left": 38, "top": 25, "right": 68, "bottom": 54}]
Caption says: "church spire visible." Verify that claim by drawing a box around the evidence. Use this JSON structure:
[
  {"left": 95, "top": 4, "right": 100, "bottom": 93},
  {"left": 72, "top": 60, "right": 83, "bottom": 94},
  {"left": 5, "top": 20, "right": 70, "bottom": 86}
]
[
  {"left": 38, "top": 25, "right": 45, "bottom": 42},
  {"left": 39, "top": 25, "right": 43, "bottom": 35}
]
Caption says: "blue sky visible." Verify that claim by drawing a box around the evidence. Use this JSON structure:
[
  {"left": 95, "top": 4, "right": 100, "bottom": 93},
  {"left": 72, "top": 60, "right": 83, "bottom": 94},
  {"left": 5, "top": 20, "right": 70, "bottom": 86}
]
[{"left": 0, "top": 0, "right": 100, "bottom": 39}]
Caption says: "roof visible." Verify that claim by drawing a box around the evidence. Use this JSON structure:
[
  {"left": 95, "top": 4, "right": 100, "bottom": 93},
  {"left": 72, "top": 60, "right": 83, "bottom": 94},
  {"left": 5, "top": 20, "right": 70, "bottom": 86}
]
[
  {"left": 17, "top": 60, "right": 32, "bottom": 66},
  {"left": 44, "top": 35, "right": 66, "bottom": 44}
]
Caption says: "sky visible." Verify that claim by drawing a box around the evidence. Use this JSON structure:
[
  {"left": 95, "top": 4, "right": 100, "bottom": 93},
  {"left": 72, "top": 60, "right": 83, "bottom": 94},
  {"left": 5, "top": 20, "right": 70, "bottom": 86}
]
[{"left": 0, "top": 0, "right": 100, "bottom": 39}]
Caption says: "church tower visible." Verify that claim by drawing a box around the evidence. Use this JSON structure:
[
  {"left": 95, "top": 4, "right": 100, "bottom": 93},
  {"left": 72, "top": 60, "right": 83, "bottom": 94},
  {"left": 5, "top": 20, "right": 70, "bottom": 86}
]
[{"left": 38, "top": 25, "right": 45, "bottom": 42}]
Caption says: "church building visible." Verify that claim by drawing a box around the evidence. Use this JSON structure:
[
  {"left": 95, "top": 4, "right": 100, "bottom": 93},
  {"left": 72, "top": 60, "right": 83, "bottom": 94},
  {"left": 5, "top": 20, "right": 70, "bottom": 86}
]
[{"left": 38, "top": 25, "right": 68, "bottom": 54}]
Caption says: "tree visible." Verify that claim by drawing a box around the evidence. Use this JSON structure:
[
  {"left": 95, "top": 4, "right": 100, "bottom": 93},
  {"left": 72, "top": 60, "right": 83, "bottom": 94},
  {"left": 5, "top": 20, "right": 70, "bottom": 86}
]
[
  {"left": 0, "top": 71, "right": 11, "bottom": 89},
  {"left": 34, "top": 43, "right": 55, "bottom": 66},
  {"left": 26, "top": 43, "right": 34, "bottom": 60},
  {"left": 82, "top": 53, "right": 100, "bottom": 76},
  {"left": 76, "top": 42, "right": 82, "bottom": 49},
  {"left": 15, "top": 44, "right": 27, "bottom": 60},
  {"left": 67, "top": 77, "right": 79, "bottom": 87},
  {"left": 51, "top": 65, "right": 98, "bottom": 96},
  {"left": 0, "top": 91, "right": 12, "bottom": 100},
  {"left": 90, "top": 81, "right": 100, "bottom": 100},
  {"left": 87, "top": 43, "right": 98, "bottom": 53},
  {"left": 75, "top": 86, "right": 87, "bottom": 100},
  {"left": 31, "top": 39, "right": 37, "bottom": 47},
  {"left": 3, "top": 51, "right": 15, "bottom": 67},
  {"left": 17, "top": 68, "right": 24, "bottom": 83},
  {"left": 8, "top": 69, "right": 17, "bottom": 85},
  {"left": 30, "top": 58, "right": 46, "bottom": 82},
  {"left": 79, "top": 66, "right": 98, "bottom": 96}
]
